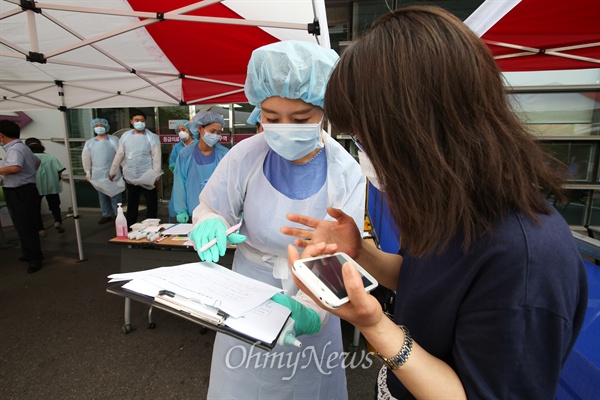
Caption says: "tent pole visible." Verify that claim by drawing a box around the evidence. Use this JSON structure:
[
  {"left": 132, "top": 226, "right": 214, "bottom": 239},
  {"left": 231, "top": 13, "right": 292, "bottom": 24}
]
[{"left": 60, "top": 110, "right": 86, "bottom": 262}]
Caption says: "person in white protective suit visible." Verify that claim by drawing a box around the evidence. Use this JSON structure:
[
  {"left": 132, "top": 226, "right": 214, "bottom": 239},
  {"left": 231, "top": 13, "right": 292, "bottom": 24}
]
[
  {"left": 171, "top": 112, "right": 229, "bottom": 224},
  {"left": 81, "top": 118, "right": 125, "bottom": 225},
  {"left": 167, "top": 119, "right": 196, "bottom": 221},
  {"left": 109, "top": 109, "right": 162, "bottom": 228},
  {"left": 189, "top": 40, "right": 366, "bottom": 400}
]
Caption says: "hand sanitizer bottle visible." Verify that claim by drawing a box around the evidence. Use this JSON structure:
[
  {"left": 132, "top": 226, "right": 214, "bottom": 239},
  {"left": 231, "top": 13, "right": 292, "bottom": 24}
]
[{"left": 115, "top": 203, "right": 128, "bottom": 238}]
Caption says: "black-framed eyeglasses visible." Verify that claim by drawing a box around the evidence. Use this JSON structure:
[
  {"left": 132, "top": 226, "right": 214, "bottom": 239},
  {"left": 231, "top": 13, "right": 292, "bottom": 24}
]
[{"left": 350, "top": 133, "right": 365, "bottom": 153}]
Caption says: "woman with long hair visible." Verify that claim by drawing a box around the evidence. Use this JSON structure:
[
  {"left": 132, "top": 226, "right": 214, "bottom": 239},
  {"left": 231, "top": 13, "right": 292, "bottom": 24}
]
[{"left": 284, "top": 6, "right": 588, "bottom": 398}]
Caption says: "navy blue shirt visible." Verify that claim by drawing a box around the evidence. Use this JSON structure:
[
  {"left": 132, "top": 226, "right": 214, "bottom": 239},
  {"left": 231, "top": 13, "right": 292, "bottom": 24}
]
[{"left": 386, "top": 208, "right": 588, "bottom": 398}]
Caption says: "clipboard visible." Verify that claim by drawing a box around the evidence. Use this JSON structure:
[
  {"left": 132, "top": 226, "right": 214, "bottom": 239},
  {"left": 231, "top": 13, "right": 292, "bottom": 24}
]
[
  {"left": 154, "top": 290, "right": 227, "bottom": 326},
  {"left": 107, "top": 281, "right": 290, "bottom": 351}
]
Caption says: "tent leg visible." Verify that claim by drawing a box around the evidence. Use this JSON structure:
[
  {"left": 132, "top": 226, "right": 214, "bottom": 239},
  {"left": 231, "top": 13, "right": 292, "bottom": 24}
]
[{"left": 60, "top": 111, "right": 86, "bottom": 262}]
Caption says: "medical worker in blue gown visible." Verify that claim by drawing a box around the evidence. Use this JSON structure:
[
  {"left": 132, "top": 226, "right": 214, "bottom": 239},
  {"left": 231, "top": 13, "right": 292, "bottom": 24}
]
[
  {"left": 190, "top": 41, "right": 366, "bottom": 399},
  {"left": 81, "top": 118, "right": 125, "bottom": 224},
  {"left": 167, "top": 120, "right": 196, "bottom": 221},
  {"left": 171, "top": 111, "right": 228, "bottom": 223}
]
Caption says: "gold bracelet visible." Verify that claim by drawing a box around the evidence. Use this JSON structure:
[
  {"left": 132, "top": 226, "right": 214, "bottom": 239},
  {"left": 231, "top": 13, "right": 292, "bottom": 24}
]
[{"left": 377, "top": 325, "right": 413, "bottom": 370}]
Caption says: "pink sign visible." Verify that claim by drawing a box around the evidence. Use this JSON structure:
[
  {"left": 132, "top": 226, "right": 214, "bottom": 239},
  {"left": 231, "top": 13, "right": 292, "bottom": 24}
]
[
  {"left": 161, "top": 133, "right": 232, "bottom": 145},
  {"left": 160, "top": 135, "right": 180, "bottom": 144}
]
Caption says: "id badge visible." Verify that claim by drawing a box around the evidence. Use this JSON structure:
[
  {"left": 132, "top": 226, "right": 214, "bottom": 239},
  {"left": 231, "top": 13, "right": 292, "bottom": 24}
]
[{"left": 127, "top": 151, "right": 133, "bottom": 160}]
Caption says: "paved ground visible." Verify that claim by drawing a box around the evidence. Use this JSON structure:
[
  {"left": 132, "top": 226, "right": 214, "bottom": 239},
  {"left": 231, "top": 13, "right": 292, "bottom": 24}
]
[{"left": 0, "top": 206, "right": 381, "bottom": 399}]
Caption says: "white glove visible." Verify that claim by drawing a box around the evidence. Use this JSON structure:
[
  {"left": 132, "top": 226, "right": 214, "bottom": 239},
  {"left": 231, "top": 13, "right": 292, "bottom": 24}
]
[{"left": 85, "top": 171, "right": 91, "bottom": 181}]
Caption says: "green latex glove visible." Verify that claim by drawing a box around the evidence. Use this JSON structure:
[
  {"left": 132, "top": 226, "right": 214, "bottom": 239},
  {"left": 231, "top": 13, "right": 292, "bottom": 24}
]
[
  {"left": 271, "top": 293, "right": 321, "bottom": 336},
  {"left": 189, "top": 218, "right": 246, "bottom": 263},
  {"left": 176, "top": 211, "right": 189, "bottom": 223},
  {"left": 169, "top": 163, "right": 176, "bottom": 173}
]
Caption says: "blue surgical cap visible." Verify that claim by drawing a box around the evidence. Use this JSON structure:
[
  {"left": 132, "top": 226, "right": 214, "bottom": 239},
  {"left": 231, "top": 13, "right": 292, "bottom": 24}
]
[
  {"left": 245, "top": 40, "right": 339, "bottom": 108},
  {"left": 91, "top": 118, "right": 110, "bottom": 132},
  {"left": 246, "top": 107, "right": 261, "bottom": 125},
  {"left": 191, "top": 111, "right": 225, "bottom": 137},
  {"left": 173, "top": 119, "right": 191, "bottom": 133}
]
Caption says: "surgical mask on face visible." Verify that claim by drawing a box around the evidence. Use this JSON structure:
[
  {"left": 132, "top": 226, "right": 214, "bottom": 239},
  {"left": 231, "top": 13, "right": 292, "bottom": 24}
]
[
  {"left": 358, "top": 150, "right": 383, "bottom": 191},
  {"left": 202, "top": 132, "right": 221, "bottom": 147},
  {"left": 261, "top": 119, "right": 324, "bottom": 161},
  {"left": 133, "top": 121, "right": 145, "bottom": 131},
  {"left": 178, "top": 131, "right": 190, "bottom": 142},
  {"left": 94, "top": 127, "right": 106, "bottom": 135}
]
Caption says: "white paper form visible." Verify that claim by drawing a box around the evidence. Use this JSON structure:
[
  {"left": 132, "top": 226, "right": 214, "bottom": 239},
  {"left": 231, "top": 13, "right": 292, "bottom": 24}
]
[
  {"left": 224, "top": 299, "right": 290, "bottom": 344},
  {"left": 117, "top": 262, "right": 281, "bottom": 318},
  {"left": 108, "top": 266, "right": 176, "bottom": 283}
]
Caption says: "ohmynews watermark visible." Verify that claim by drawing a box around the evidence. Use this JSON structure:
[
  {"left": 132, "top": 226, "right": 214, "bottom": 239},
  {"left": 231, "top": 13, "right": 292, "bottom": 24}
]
[{"left": 225, "top": 342, "right": 377, "bottom": 381}]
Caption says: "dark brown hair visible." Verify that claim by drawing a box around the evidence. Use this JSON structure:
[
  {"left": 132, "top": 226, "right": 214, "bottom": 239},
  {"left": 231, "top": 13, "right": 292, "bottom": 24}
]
[{"left": 325, "top": 5, "right": 566, "bottom": 257}]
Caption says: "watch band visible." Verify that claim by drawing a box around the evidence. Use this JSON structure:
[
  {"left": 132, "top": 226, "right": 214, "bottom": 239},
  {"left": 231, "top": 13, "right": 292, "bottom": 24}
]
[{"left": 377, "top": 325, "right": 413, "bottom": 370}]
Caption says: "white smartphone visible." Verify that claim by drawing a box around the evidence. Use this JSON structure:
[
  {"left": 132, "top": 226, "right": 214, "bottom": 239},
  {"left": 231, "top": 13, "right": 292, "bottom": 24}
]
[{"left": 292, "top": 252, "right": 378, "bottom": 308}]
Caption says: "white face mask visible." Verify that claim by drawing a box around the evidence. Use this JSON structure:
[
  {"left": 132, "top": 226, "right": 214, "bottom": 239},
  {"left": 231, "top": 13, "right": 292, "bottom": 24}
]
[
  {"left": 133, "top": 121, "right": 145, "bottom": 131},
  {"left": 178, "top": 131, "right": 190, "bottom": 142},
  {"left": 358, "top": 150, "right": 383, "bottom": 191},
  {"left": 94, "top": 127, "right": 106, "bottom": 135},
  {"left": 261, "top": 119, "right": 324, "bottom": 161},
  {"left": 202, "top": 132, "right": 221, "bottom": 147}
]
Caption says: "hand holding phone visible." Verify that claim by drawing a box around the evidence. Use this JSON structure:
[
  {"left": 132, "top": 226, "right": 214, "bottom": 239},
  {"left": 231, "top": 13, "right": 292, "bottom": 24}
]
[{"left": 292, "top": 252, "right": 378, "bottom": 308}]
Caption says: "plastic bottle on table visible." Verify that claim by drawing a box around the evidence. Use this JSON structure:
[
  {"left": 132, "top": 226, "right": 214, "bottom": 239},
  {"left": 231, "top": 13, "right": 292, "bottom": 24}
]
[{"left": 115, "top": 203, "right": 128, "bottom": 238}]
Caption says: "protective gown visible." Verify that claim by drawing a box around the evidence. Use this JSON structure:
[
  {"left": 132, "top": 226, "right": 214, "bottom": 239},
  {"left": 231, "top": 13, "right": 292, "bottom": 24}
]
[
  {"left": 193, "top": 132, "right": 365, "bottom": 399},
  {"left": 109, "top": 129, "right": 162, "bottom": 190},
  {"left": 172, "top": 142, "right": 228, "bottom": 216},
  {"left": 82, "top": 135, "right": 125, "bottom": 197},
  {"left": 167, "top": 139, "right": 197, "bottom": 217}
]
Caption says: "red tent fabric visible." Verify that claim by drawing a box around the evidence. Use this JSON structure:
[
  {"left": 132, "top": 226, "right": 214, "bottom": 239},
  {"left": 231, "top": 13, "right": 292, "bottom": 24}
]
[
  {"left": 128, "top": 0, "right": 280, "bottom": 104},
  {"left": 0, "top": 0, "right": 329, "bottom": 110},
  {"left": 466, "top": 0, "right": 600, "bottom": 72}
]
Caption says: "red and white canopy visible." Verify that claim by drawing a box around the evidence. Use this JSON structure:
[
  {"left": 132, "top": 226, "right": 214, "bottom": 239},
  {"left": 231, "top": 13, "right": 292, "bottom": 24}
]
[
  {"left": 465, "top": 0, "right": 600, "bottom": 72},
  {"left": 0, "top": 0, "right": 330, "bottom": 111}
]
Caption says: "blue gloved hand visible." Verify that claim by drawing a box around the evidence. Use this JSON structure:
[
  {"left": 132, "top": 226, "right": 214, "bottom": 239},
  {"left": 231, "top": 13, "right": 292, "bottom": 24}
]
[
  {"left": 190, "top": 218, "right": 246, "bottom": 263},
  {"left": 176, "top": 211, "right": 189, "bottom": 223},
  {"left": 169, "top": 163, "right": 176, "bottom": 173},
  {"left": 271, "top": 293, "right": 321, "bottom": 337}
]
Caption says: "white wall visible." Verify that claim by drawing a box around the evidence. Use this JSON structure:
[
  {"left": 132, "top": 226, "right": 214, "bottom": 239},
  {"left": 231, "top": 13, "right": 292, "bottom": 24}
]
[{"left": 8, "top": 109, "right": 73, "bottom": 215}]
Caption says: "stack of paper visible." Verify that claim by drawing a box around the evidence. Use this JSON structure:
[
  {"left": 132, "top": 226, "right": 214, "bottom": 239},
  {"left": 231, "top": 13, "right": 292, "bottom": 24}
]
[{"left": 108, "top": 262, "right": 290, "bottom": 346}]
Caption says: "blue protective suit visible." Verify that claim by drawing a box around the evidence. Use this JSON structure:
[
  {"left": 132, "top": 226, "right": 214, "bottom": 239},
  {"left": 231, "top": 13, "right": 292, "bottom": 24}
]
[
  {"left": 172, "top": 143, "right": 228, "bottom": 215},
  {"left": 168, "top": 139, "right": 197, "bottom": 217},
  {"left": 169, "top": 139, "right": 197, "bottom": 167},
  {"left": 192, "top": 132, "right": 365, "bottom": 400}
]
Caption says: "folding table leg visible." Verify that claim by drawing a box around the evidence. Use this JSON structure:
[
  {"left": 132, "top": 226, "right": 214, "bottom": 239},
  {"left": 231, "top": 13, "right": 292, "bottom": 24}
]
[
  {"left": 122, "top": 297, "right": 132, "bottom": 334},
  {"left": 147, "top": 306, "right": 156, "bottom": 329}
]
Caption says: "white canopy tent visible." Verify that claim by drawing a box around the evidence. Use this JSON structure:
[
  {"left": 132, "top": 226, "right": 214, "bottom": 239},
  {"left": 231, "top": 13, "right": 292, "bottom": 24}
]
[{"left": 0, "top": 0, "right": 330, "bottom": 260}]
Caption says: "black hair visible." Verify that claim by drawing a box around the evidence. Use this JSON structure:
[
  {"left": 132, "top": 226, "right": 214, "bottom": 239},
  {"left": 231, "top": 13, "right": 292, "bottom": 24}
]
[
  {"left": 25, "top": 137, "right": 45, "bottom": 153},
  {"left": 129, "top": 108, "right": 147, "bottom": 120},
  {"left": 0, "top": 120, "right": 20, "bottom": 138}
]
